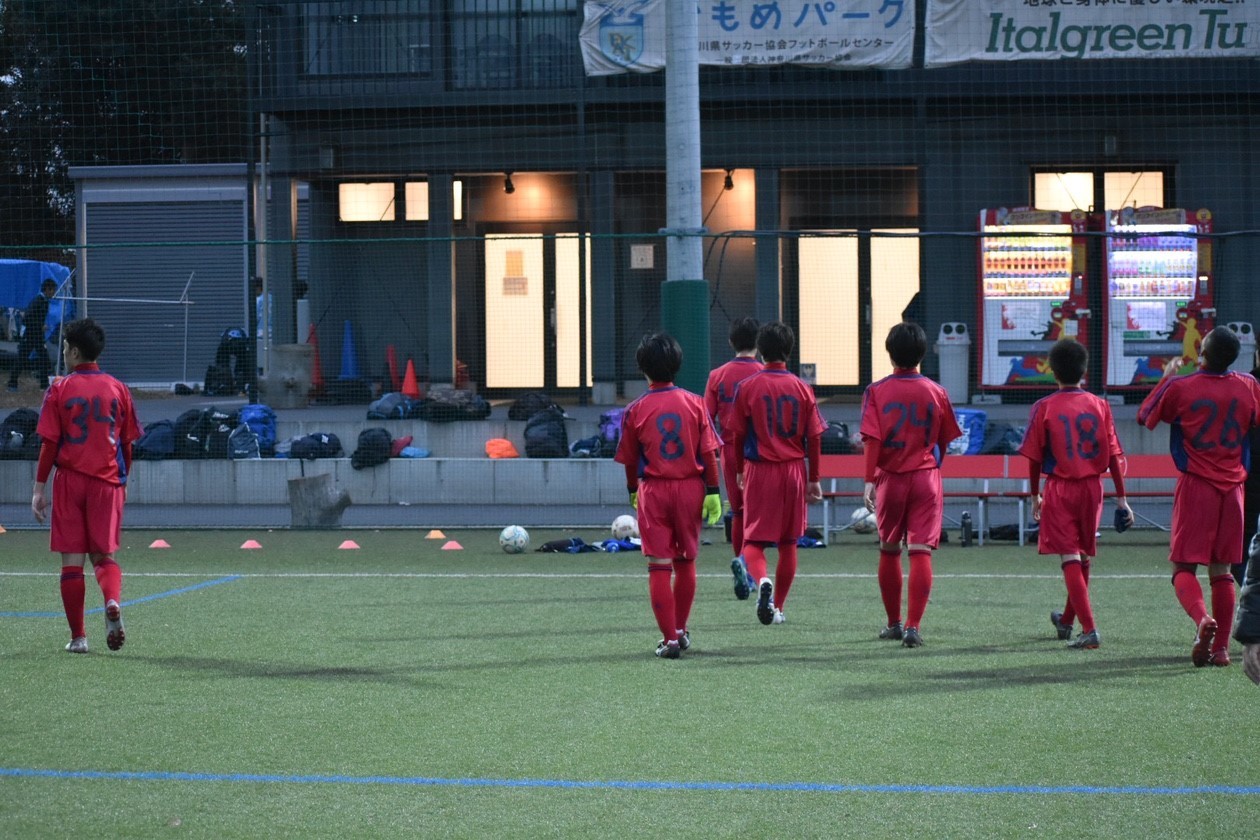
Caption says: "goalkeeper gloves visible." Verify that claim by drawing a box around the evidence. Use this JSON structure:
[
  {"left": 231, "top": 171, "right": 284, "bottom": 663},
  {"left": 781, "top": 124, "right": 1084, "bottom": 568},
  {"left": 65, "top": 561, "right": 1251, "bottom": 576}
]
[
  {"left": 629, "top": 491, "right": 638, "bottom": 510},
  {"left": 702, "top": 493, "right": 722, "bottom": 526}
]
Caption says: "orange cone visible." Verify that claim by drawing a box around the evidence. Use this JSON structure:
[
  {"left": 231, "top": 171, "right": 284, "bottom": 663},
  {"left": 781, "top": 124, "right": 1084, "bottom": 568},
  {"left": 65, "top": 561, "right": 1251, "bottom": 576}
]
[
  {"left": 401, "top": 359, "right": 421, "bottom": 399},
  {"left": 307, "top": 324, "right": 325, "bottom": 396},
  {"left": 426, "top": 529, "right": 446, "bottom": 539}
]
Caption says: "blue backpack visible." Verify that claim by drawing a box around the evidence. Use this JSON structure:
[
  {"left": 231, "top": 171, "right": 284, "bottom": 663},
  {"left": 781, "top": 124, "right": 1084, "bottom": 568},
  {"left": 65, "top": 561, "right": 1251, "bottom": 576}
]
[
  {"left": 238, "top": 404, "right": 277, "bottom": 457},
  {"left": 597, "top": 408, "right": 624, "bottom": 457}
]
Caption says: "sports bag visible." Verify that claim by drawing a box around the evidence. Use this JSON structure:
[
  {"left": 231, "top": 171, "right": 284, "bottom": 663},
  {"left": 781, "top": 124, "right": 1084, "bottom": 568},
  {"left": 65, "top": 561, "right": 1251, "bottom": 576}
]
[
  {"left": 0, "top": 408, "right": 40, "bottom": 459},
  {"left": 819, "top": 421, "right": 852, "bottom": 454},
  {"left": 290, "top": 432, "right": 343, "bottom": 460},
  {"left": 524, "top": 406, "right": 568, "bottom": 458},
  {"left": 227, "top": 424, "right": 261, "bottom": 460},
  {"left": 238, "top": 404, "right": 277, "bottom": 457},
  {"left": 509, "top": 392, "right": 559, "bottom": 421},
  {"left": 133, "top": 420, "right": 176, "bottom": 460},
  {"left": 351, "top": 427, "right": 393, "bottom": 470}
]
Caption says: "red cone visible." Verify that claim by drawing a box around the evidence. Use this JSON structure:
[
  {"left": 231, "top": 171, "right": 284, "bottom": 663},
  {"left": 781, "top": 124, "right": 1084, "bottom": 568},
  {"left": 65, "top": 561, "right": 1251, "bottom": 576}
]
[
  {"left": 307, "top": 323, "right": 325, "bottom": 396},
  {"left": 402, "top": 359, "right": 421, "bottom": 399}
]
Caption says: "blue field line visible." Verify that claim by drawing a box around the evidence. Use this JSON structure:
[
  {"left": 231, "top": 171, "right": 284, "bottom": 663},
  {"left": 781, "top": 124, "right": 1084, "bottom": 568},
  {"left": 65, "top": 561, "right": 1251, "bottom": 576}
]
[
  {"left": 0, "top": 575, "right": 242, "bottom": 618},
  {"left": 1, "top": 767, "right": 1257, "bottom": 796}
]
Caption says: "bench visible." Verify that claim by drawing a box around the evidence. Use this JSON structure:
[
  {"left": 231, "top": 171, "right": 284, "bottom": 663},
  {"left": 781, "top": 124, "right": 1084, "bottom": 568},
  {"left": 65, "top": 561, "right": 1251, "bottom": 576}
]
[{"left": 819, "top": 452, "right": 1180, "bottom": 547}]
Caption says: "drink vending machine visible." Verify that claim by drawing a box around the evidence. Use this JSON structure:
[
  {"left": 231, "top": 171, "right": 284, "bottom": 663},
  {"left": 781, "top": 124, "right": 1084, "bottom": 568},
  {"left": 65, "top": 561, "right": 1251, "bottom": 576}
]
[
  {"left": 1103, "top": 207, "right": 1214, "bottom": 389},
  {"left": 977, "top": 208, "right": 1091, "bottom": 390}
]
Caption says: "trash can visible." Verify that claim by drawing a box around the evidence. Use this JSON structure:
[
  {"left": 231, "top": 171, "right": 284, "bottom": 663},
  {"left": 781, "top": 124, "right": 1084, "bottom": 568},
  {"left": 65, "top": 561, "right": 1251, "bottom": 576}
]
[
  {"left": 259, "top": 343, "right": 314, "bottom": 409},
  {"left": 1226, "top": 322, "right": 1255, "bottom": 373},
  {"left": 935, "top": 322, "right": 971, "bottom": 404}
]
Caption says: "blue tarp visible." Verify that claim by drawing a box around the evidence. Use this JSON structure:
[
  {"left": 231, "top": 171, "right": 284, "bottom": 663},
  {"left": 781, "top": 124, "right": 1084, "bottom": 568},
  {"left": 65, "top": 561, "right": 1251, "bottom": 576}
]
[
  {"left": 0, "top": 259, "right": 72, "bottom": 310},
  {"left": 0, "top": 259, "right": 74, "bottom": 341}
]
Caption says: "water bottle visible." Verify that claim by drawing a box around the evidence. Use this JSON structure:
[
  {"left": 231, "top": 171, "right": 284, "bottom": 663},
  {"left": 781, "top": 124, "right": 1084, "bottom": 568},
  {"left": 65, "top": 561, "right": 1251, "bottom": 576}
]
[{"left": 961, "top": 512, "right": 973, "bottom": 547}]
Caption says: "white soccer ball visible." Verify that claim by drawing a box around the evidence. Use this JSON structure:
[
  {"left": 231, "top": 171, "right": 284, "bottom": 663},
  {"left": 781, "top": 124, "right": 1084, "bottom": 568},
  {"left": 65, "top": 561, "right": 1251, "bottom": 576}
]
[
  {"left": 849, "top": 507, "right": 877, "bottom": 535},
  {"left": 499, "top": 525, "right": 530, "bottom": 554},
  {"left": 611, "top": 514, "right": 639, "bottom": 540}
]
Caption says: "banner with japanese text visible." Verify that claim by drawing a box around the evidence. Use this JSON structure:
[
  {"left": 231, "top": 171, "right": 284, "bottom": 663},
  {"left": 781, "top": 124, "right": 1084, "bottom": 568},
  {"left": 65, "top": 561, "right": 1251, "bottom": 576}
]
[
  {"left": 580, "top": 0, "right": 915, "bottom": 75},
  {"left": 926, "top": 0, "right": 1260, "bottom": 68}
]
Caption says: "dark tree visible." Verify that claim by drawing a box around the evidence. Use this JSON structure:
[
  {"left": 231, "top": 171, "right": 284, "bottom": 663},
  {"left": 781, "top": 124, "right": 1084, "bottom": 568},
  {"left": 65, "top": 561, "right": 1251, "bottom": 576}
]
[{"left": 0, "top": 0, "right": 247, "bottom": 248}]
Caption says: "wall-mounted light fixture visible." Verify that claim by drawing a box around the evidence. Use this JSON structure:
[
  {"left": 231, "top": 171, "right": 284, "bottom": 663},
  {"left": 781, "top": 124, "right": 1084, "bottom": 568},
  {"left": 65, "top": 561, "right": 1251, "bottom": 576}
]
[
  {"left": 723, "top": 168, "right": 735, "bottom": 191},
  {"left": 503, "top": 171, "right": 515, "bottom": 194}
]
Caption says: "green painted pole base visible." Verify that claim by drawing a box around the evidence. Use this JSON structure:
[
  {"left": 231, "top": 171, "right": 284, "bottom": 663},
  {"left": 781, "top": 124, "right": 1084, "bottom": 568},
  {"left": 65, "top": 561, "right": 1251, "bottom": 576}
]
[{"left": 661, "top": 279, "right": 710, "bottom": 394}]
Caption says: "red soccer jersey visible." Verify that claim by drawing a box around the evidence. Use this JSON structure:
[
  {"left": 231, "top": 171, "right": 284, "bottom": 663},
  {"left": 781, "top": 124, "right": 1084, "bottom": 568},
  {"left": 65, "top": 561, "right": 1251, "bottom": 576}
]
[
  {"left": 1019, "top": 388, "right": 1123, "bottom": 480},
  {"left": 859, "top": 371, "right": 962, "bottom": 474},
  {"left": 1138, "top": 370, "right": 1260, "bottom": 491},
  {"left": 37, "top": 364, "right": 141, "bottom": 486},
  {"left": 615, "top": 384, "right": 719, "bottom": 482},
  {"left": 705, "top": 356, "right": 763, "bottom": 445},
  {"left": 728, "top": 363, "right": 827, "bottom": 465}
]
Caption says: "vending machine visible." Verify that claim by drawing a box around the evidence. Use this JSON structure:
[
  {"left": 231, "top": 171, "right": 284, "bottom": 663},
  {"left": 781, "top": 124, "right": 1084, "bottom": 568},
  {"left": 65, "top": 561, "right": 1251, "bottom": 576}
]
[
  {"left": 1103, "top": 207, "right": 1214, "bottom": 390},
  {"left": 977, "top": 208, "right": 1091, "bottom": 390}
]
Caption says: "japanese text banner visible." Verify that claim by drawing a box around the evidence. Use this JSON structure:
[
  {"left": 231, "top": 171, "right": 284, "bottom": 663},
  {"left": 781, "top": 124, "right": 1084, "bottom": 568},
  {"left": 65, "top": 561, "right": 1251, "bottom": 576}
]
[
  {"left": 581, "top": 0, "right": 915, "bottom": 75},
  {"left": 926, "top": 0, "right": 1260, "bottom": 68}
]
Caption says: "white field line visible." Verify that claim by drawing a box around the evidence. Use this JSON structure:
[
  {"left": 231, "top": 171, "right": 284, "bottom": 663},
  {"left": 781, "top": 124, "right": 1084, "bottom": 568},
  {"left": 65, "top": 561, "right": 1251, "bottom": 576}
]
[{"left": 0, "top": 571, "right": 1171, "bottom": 580}]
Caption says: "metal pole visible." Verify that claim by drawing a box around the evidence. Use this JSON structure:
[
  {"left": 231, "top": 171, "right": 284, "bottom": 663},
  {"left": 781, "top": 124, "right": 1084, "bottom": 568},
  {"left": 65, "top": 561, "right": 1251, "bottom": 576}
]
[{"left": 661, "top": 1, "right": 709, "bottom": 392}]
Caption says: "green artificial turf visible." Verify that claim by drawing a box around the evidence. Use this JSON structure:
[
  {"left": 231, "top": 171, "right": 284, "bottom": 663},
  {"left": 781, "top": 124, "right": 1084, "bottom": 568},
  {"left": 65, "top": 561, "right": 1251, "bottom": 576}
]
[{"left": 1, "top": 527, "right": 1255, "bottom": 838}]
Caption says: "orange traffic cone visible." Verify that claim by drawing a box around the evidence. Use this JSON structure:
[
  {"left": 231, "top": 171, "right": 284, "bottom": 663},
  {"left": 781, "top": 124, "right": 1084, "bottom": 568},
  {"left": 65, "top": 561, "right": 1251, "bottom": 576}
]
[
  {"left": 402, "top": 359, "right": 421, "bottom": 399},
  {"left": 307, "top": 323, "right": 325, "bottom": 396}
]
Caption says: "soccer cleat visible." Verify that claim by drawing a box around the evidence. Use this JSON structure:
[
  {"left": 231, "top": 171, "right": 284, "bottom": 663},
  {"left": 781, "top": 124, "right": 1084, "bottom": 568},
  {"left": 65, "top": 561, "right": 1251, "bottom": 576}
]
[
  {"left": 1208, "top": 649, "right": 1231, "bottom": 667},
  {"left": 1050, "top": 611, "right": 1073, "bottom": 641},
  {"left": 104, "top": 599, "right": 125, "bottom": 651},
  {"left": 1067, "top": 629, "right": 1101, "bottom": 650},
  {"left": 771, "top": 609, "right": 786, "bottom": 625},
  {"left": 756, "top": 578, "right": 775, "bottom": 625},
  {"left": 65, "top": 636, "right": 88, "bottom": 654},
  {"left": 731, "top": 556, "right": 752, "bottom": 600},
  {"left": 655, "top": 639, "right": 681, "bottom": 659},
  {"left": 879, "top": 621, "right": 904, "bottom": 641},
  {"left": 1191, "top": 617, "right": 1217, "bottom": 668},
  {"left": 901, "top": 626, "right": 923, "bottom": 648},
  {"left": 677, "top": 630, "right": 691, "bottom": 651}
]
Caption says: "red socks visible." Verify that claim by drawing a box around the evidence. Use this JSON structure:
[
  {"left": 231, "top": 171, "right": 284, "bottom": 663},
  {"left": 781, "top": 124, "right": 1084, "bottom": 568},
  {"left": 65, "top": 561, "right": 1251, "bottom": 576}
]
[
  {"left": 774, "top": 542, "right": 798, "bottom": 611},
  {"left": 672, "top": 558, "right": 697, "bottom": 636},
  {"left": 1062, "top": 560, "right": 1095, "bottom": 633},
  {"left": 1060, "top": 559, "right": 1090, "bottom": 626},
  {"left": 92, "top": 558, "right": 123, "bottom": 605},
  {"left": 743, "top": 543, "right": 768, "bottom": 582},
  {"left": 1172, "top": 568, "right": 1208, "bottom": 624},
  {"left": 1209, "top": 574, "right": 1235, "bottom": 654},
  {"left": 648, "top": 563, "right": 676, "bottom": 642},
  {"left": 905, "top": 550, "right": 933, "bottom": 629},
  {"left": 60, "top": 566, "right": 86, "bottom": 639},
  {"left": 877, "top": 550, "right": 903, "bottom": 625}
]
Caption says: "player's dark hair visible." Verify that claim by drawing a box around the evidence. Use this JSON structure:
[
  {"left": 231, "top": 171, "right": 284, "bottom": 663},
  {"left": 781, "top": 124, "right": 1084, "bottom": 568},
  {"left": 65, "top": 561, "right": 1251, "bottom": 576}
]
[
  {"left": 886, "top": 321, "right": 927, "bottom": 369},
  {"left": 40, "top": 279, "right": 57, "bottom": 294},
  {"left": 728, "top": 317, "right": 759, "bottom": 352},
  {"left": 63, "top": 318, "right": 105, "bottom": 362},
  {"left": 636, "top": 332, "right": 683, "bottom": 384},
  {"left": 1202, "top": 325, "right": 1240, "bottom": 373},
  {"left": 756, "top": 320, "right": 794, "bottom": 362},
  {"left": 1048, "top": 338, "right": 1087, "bottom": 385}
]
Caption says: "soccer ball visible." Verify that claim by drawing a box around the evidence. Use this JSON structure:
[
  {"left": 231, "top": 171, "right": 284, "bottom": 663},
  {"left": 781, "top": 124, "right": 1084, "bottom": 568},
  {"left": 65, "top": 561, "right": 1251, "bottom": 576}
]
[
  {"left": 611, "top": 514, "right": 639, "bottom": 540},
  {"left": 849, "top": 507, "right": 877, "bottom": 535},
  {"left": 499, "top": 525, "right": 530, "bottom": 554}
]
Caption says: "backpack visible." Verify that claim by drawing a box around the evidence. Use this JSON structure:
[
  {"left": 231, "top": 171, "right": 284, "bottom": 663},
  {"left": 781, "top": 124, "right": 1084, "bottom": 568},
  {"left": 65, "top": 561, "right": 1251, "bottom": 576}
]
[
  {"left": 238, "top": 403, "right": 277, "bottom": 456},
  {"left": 203, "top": 409, "right": 238, "bottom": 459},
  {"left": 133, "top": 420, "right": 176, "bottom": 460},
  {"left": 204, "top": 363, "right": 236, "bottom": 397},
  {"left": 351, "top": 427, "right": 393, "bottom": 470},
  {"left": 173, "top": 408, "right": 212, "bottom": 458},
  {"left": 524, "top": 406, "right": 569, "bottom": 458},
  {"left": 597, "top": 408, "right": 624, "bottom": 457},
  {"left": 367, "top": 392, "right": 414, "bottom": 420},
  {"left": 227, "top": 424, "right": 261, "bottom": 460},
  {"left": 819, "top": 421, "right": 852, "bottom": 455},
  {"left": 509, "top": 392, "right": 559, "bottom": 421},
  {"left": 0, "top": 408, "right": 40, "bottom": 459},
  {"left": 290, "top": 432, "right": 343, "bottom": 460},
  {"left": 979, "top": 422, "right": 1026, "bottom": 456}
]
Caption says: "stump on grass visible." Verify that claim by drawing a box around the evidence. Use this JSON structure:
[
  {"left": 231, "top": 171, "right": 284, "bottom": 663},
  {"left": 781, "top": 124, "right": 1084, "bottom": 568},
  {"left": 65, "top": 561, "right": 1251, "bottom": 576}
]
[{"left": 287, "top": 473, "right": 351, "bottom": 528}]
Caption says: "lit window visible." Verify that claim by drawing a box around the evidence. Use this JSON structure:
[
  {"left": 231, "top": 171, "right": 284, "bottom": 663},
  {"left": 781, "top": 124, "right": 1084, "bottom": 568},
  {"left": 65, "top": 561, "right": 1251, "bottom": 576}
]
[
  {"left": 404, "top": 181, "right": 464, "bottom": 221},
  {"left": 338, "top": 183, "right": 395, "bottom": 222}
]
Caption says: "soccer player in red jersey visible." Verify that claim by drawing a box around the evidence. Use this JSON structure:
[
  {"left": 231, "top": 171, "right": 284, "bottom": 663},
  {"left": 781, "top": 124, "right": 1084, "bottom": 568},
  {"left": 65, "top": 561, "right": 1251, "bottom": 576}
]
[
  {"left": 31, "top": 319, "right": 141, "bottom": 654},
  {"left": 704, "top": 316, "right": 762, "bottom": 600},
  {"left": 614, "top": 333, "right": 722, "bottom": 659},
  {"left": 728, "top": 321, "right": 826, "bottom": 626},
  {"left": 1139, "top": 325, "right": 1260, "bottom": 667},
  {"left": 859, "top": 322, "right": 962, "bottom": 648},
  {"left": 1019, "top": 339, "right": 1132, "bottom": 650}
]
